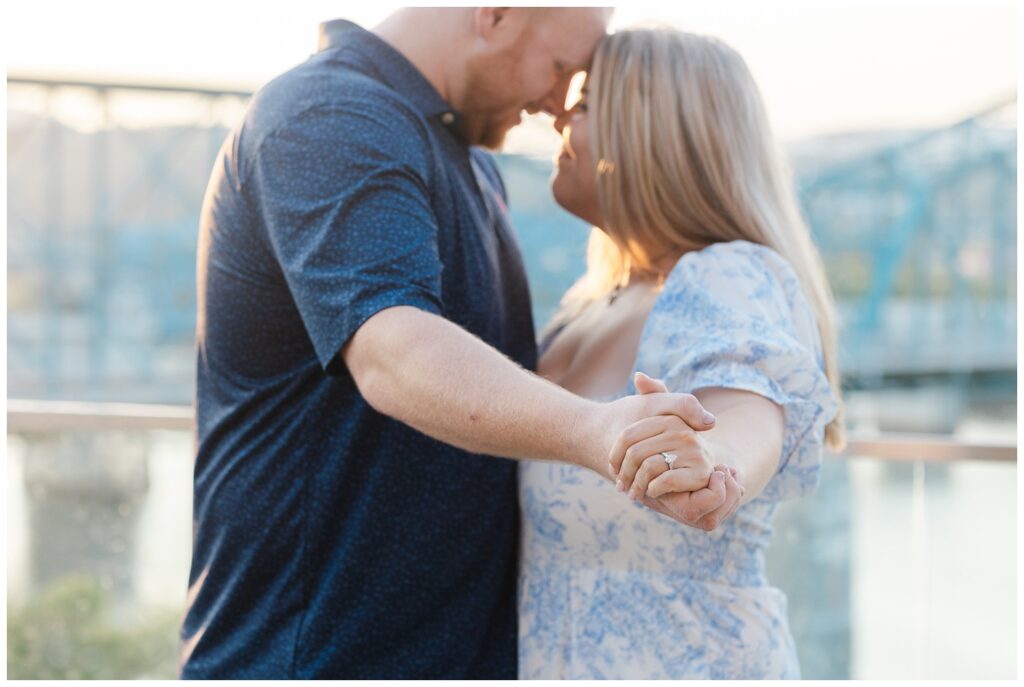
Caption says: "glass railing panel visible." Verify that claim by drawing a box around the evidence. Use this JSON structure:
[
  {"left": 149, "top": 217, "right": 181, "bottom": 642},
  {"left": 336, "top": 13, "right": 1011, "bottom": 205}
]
[
  {"left": 6, "top": 420, "right": 1017, "bottom": 679},
  {"left": 7, "top": 428, "right": 192, "bottom": 679},
  {"left": 768, "top": 453, "right": 1017, "bottom": 679}
]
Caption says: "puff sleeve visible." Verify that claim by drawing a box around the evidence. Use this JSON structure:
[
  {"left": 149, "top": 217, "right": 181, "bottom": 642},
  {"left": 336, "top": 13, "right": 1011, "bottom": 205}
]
[{"left": 634, "top": 241, "right": 839, "bottom": 500}]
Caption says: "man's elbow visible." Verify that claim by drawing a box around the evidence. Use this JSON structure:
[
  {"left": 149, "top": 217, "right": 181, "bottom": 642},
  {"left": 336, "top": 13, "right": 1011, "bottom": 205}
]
[
  {"left": 342, "top": 339, "right": 391, "bottom": 416},
  {"left": 348, "top": 362, "right": 387, "bottom": 415},
  {"left": 341, "top": 308, "right": 416, "bottom": 418}
]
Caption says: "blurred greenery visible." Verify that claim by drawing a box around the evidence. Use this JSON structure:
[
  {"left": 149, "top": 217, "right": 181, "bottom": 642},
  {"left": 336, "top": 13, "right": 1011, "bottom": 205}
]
[{"left": 7, "top": 575, "right": 180, "bottom": 679}]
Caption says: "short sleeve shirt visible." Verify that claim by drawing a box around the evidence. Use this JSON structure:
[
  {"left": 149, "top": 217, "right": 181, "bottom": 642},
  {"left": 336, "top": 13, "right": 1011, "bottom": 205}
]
[{"left": 181, "top": 20, "right": 536, "bottom": 679}]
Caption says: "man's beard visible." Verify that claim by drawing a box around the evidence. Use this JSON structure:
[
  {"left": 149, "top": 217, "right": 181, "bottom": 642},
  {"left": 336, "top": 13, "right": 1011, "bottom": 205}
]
[
  {"left": 462, "top": 53, "right": 525, "bottom": 149},
  {"left": 471, "top": 110, "right": 514, "bottom": 150}
]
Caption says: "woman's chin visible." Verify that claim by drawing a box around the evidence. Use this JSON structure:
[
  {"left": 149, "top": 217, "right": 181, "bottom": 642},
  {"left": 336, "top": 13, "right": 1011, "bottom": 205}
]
[
  {"left": 551, "top": 189, "right": 589, "bottom": 225},
  {"left": 550, "top": 176, "right": 571, "bottom": 212}
]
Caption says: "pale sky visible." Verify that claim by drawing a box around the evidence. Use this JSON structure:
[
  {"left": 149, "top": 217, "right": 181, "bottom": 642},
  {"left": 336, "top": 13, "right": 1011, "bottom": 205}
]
[{"left": 5, "top": 1, "right": 1018, "bottom": 143}]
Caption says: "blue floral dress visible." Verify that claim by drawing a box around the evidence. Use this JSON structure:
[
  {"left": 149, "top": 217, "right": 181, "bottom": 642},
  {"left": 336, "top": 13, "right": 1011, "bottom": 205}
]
[{"left": 518, "top": 240, "right": 839, "bottom": 679}]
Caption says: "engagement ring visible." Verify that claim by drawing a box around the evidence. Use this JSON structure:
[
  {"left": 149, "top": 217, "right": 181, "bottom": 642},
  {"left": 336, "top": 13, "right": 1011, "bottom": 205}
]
[{"left": 659, "top": 451, "right": 677, "bottom": 468}]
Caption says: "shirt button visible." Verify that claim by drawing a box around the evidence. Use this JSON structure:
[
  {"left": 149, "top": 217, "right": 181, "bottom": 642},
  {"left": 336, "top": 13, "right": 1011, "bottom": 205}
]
[{"left": 441, "top": 112, "right": 455, "bottom": 125}]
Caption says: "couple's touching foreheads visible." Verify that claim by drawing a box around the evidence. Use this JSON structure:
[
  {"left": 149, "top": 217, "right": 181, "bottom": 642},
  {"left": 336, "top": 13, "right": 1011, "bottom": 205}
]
[{"left": 183, "top": 7, "right": 842, "bottom": 680}]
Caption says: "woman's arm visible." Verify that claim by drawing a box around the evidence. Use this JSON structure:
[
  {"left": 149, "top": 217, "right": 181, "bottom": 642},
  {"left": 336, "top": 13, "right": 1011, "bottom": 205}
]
[{"left": 673, "top": 387, "right": 783, "bottom": 505}]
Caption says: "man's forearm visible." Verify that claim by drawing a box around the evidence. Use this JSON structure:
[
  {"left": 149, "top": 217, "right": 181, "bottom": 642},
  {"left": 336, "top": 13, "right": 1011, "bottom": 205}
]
[{"left": 343, "top": 306, "right": 603, "bottom": 468}]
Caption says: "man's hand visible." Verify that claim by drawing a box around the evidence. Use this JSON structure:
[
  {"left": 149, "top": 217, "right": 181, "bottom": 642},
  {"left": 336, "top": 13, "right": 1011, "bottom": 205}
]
[
  {"left": 608, "top": 413, "right": 716, "bottom": 501},
  {"left": 573, "top": 379, "right": 717, "bottom": 475}
]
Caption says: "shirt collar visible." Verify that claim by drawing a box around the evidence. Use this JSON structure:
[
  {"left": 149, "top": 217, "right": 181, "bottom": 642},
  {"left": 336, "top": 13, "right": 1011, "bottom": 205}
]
[{"left": 317, "top": 19, "right": 467, "bottom": 142}]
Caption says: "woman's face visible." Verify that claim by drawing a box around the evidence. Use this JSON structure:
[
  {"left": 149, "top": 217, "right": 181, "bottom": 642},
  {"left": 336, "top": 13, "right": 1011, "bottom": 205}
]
[{"left": 551, "top": 87, "right": 603, "bottom": 227}]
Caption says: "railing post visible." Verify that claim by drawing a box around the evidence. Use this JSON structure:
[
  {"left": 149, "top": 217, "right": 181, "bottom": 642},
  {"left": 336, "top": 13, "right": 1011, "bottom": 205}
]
[
  {"left": 911, "top": 460, "right": 930, "bottom": 677},
  {"left": 43, "top": 85, "right": 62, "bottom": 397},
  {"left": 91, "top": 87, "right": 112, "bottom": 394}
]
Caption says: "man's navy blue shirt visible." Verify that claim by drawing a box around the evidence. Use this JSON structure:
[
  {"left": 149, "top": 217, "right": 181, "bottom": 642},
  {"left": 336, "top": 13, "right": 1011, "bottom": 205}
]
[{"left": 182, "top": 20, "right": 536, "bottom": 679}]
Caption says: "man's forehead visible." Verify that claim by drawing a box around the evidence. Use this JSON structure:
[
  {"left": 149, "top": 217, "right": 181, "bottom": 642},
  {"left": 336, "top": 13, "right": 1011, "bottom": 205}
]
[{"left": 539, "top": 8, "right": 610, "bottom": 67}]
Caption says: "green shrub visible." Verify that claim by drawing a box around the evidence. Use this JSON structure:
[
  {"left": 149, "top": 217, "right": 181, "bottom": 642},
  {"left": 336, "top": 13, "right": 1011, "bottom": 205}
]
[{"left": 7, "top": 575, "right": 181, "bottom": 679}]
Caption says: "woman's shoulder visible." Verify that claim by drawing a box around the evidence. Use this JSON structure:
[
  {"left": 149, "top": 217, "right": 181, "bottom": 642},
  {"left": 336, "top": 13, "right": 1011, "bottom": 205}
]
[
  {"left": 653, "top": 240, "right": 820, "bottom": 354},
  {"left": 669, "top": 240, "right": 798, "bottom": 289},
  {"left": 663, "top": 241, "right": 800, "bottom": 309}
]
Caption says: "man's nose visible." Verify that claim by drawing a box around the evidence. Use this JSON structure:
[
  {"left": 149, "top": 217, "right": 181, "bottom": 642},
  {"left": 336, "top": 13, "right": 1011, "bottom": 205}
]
[{"left": 537, "top": 74, "right": 574, "bottom": 119}]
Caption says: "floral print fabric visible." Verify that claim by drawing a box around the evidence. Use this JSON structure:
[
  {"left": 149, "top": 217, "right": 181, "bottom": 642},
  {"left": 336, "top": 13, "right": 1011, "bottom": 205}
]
[{"left": 518, "top": 241, "right": 839, "bottom": 679}]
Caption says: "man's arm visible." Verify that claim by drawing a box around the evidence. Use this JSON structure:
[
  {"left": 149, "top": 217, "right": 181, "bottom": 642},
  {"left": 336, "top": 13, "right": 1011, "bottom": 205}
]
[{"left": 342, "top": 306, "right": 718, "bottom": 474}]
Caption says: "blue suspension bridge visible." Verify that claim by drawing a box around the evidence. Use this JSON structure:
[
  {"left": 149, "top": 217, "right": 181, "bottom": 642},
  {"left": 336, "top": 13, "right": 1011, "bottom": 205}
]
[{"left": 6, "top": 76, "right": 1017, "bottom": 403}]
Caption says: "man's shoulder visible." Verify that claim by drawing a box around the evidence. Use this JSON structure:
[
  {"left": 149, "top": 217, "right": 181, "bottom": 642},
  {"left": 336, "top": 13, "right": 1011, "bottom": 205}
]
[{"left": 245, "top": 52, "right": 427, "bottom": 143}]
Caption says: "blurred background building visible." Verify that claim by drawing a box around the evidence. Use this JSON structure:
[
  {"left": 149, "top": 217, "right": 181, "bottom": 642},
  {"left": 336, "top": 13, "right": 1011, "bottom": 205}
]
[{"left": 5, "top": 1, "right": 1018, "bottom": 679}]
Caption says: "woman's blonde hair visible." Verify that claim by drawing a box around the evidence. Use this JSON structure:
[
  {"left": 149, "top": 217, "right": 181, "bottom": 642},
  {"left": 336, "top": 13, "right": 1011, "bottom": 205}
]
[{"left": 556, "top": 27, "right": 844, "bottom": 448}]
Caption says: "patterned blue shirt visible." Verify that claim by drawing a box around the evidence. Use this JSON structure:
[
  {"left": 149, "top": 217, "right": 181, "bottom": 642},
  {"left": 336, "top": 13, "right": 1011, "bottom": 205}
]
[{"left": 183, "top": 19, "right": 536, "bottom": 679}]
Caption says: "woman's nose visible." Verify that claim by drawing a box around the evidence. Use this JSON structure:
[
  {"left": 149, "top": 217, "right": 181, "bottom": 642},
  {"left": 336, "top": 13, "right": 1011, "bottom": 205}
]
[{"left": 553, "top": 111, "right": 571, "bottom": 134}]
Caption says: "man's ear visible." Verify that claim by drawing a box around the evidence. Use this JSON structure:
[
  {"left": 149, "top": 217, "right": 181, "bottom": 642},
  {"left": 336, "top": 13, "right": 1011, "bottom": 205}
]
[{"left": 474, "top": 7, "right": 522, "bottom": 46}]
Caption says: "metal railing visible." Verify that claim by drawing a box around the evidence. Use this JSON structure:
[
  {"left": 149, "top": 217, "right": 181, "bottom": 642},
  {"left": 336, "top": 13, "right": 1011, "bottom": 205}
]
[
  {"left": 5, "top": 397, "right": 1015, "bottom": 680},
  {"left": 7, "top": 74, "right": 253, "bottom": 98},
  {"left": 6, "top": 399, "right": 1016, "bottom": 462}
]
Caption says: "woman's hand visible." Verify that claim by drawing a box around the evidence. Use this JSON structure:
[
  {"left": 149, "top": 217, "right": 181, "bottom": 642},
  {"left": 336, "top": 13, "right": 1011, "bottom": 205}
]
[
  {"left": 608, "top": 411, "right": 716, "bottom": 501},
  {"left": 610, "top": 372, "right": 746, "bottom": 530},
  {"left": 641, "top": 467, "right": 744, "bottom": 531}
]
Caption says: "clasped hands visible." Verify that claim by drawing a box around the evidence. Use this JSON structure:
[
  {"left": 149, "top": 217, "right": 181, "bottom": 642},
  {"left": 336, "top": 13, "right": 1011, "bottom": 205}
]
[{"left": 601, "top": 372, "right": 745, "bottom": 531}]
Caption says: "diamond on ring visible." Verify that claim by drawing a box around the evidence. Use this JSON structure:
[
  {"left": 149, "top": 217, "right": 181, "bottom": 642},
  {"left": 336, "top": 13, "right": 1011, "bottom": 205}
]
[{"left": 660, "top": 451, "right": 677, "bottom": 468}]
